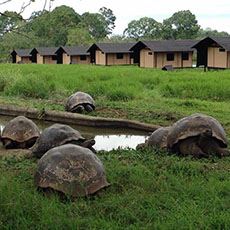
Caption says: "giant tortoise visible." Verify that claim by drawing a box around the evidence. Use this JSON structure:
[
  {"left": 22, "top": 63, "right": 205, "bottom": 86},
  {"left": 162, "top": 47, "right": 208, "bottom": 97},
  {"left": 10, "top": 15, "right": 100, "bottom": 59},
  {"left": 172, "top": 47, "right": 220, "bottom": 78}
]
[
  {"left": 32, "top": 123, "right": 95, "bottom": 158},
  {"left": 167, "top": 113, "right": 229, "bottom": 157},
  {"left": 65, "top": 92, "right": 95, "bottom": 113},
  {"left": 136, "top": 126, "right": 171, "bottom": 150},
  {"left": 34, "top": 144, "right": 109, "bottom": 197},
  {"left": 1, "top": 116, "right": 40, "bottom": 149}
]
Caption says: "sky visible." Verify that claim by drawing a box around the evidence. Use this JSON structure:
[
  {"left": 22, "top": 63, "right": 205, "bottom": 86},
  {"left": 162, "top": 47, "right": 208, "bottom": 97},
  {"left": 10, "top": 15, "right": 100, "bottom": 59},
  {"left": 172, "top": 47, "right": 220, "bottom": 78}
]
[{"left": 1, "top": 0, "right": 230, "bottom": 34}]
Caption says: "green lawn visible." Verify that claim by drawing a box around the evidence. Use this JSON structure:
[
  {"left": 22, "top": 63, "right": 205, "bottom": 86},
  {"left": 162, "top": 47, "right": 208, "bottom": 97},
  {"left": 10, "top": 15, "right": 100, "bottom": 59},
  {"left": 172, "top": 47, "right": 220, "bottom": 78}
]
[{"left": 0, "top": 64, "right": 229, "bottom": 229}]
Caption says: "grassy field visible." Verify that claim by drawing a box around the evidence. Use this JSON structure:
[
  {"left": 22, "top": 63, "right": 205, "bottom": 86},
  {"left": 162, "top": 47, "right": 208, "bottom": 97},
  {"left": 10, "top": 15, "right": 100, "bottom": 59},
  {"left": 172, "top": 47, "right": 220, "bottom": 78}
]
[{"left": 0, "top": 64, "right": 230, "bottom": 229}]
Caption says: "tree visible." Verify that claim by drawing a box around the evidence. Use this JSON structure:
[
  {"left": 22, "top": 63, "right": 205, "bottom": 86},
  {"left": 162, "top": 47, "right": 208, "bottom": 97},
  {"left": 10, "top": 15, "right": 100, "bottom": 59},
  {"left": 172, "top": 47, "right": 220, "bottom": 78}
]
[
  {"left": 197, "top": 27, "right": 230, "bottom": 38},
  {"left": 162, "top": 10, "right": 200, "bottom": 39},
  {"left": 1, "top": 30, "right": 39, "bottom": 49},
  {"left": 0, "top": 30, "right": 39, "bottom": 62},
  {"left": 101, "top": 34, "right": 135, "bottom": 43},
  {"left": 80, "top": 12, "right": 108, "bottom": 39},
  {"left": 0, "top": 0, "right": 55, "bottom": 15},
  {"left": 25, "top": 6, "right": 81, "bottom": 46},
  {"left": 123, "top": 17, "right": 162, "bottom": 40},
  {"left": 67, "top": 27, "right": 95, "bottom": 46},
  {"left": 0, "top": 0, "right": 56, "bottom": 37},
  {"left": 80, "top": 7, "right": 116, "bottom": 40},
  {"left": 0, "top": 11, "right": 24, "bottom": 36},
  {"left": 99, "top": 7, "right": 116, "bottom": 35}
]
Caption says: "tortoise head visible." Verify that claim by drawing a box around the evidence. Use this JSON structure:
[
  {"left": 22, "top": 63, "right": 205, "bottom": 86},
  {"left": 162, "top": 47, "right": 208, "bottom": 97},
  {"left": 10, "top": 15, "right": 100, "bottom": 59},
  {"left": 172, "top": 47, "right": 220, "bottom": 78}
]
[
  {"left": 80, "top": 139, "right": 96, "bottom": 148},
  {"left": 136, "top": 143, "right": 146, "bottom": 150}
]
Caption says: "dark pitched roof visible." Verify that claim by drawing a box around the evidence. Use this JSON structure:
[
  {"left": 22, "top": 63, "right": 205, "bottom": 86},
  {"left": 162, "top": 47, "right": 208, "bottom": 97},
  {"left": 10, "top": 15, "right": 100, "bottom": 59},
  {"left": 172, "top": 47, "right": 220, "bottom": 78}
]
[
  {"left": 11, "top": 48, "right": 32, "bottom": 57},
  {"left": 192, "top": 36, "right": 230, "bottom": 51},
  {"left": 30, "top": 47, "right": 58, "bottom": 56},
  {"left": 87, "top": 43, "right": 136, "bottom": 53},
  {"left": 131, "top": 40, "right": 197, "bottom": 52},
  {"left": 57, "top": 46, "right": 90, "bottom": 55}
]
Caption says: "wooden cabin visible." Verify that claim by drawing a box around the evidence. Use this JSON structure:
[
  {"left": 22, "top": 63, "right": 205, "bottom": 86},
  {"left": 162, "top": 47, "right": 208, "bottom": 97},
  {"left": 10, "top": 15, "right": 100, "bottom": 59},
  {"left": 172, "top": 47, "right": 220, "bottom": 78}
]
[
  {"left": 11, "top": 49, "right": 32, "bottom": 63},
  {"left": 55, "top": 46, "right": 90, "bottom": 64},
  {"left": 192, "top": 37, "right": 230, "bottom": 69},
  {"left": 87, "top": 43, "right": 136, "bottom": 65},
  {"left": 130, "top": 40, "right": 196, "bottom": 69},
  {"left": 30, "top": 47, "right": 58, "bottom": 64}
]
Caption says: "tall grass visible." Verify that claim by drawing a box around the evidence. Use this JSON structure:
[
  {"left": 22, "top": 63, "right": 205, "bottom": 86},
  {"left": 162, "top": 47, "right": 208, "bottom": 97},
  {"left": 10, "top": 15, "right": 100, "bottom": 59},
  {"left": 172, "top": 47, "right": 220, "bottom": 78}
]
[
  {"left": 0, "top": 64, "right": 230, "bottom": 127},
  {"left": 1, "top": 64, "right": 230, "bottom": 102},
  {"left": 1, "top": 64, "right": 230, "bottom": 127},
  {"left": 5, "top": 74, "right": 56, "bottom": 99},
  {"left": 160, "top": 71, "right": 230, "bottom": 101}
]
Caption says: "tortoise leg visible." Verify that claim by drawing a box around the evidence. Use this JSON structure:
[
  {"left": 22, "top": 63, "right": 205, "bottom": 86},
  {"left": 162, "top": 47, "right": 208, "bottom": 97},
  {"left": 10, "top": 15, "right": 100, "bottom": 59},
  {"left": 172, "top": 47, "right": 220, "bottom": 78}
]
[
  {"left": 3, "top": 139, "right": 18, "bottom": 149},
  {"left": 73, "top": 105, "right": 84, "bottom": 113},
  {"left": 25, "top": 137, "right": 38, "bottom": 148},
  {"left": 178, "top": 137, "right": 208, "bottom": 158},
  {"left": 215, "top": 148, "right": 230, "bottom": 157},
  {"left": 198, "top": 136, "right": 230, "bottom": 157},
  {"left": 84, "top": 104, "right": 94, "bottom": 113}
]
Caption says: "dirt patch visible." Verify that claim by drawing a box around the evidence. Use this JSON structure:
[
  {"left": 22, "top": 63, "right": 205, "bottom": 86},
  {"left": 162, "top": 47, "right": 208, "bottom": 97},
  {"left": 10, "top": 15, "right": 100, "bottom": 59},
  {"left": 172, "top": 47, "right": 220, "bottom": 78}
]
[
  {"left": 95, "top": 107, "right": 128, "bottom": 119},
  {"left": 0, "top": 146, "right": 32, "bottom": 158}
]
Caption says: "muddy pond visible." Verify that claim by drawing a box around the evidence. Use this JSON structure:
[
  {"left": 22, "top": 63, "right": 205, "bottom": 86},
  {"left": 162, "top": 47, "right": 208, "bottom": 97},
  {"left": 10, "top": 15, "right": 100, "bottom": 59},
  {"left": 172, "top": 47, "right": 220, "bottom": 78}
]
[{"left": 0, "top": 115, "right": 149, "bottom": 151}]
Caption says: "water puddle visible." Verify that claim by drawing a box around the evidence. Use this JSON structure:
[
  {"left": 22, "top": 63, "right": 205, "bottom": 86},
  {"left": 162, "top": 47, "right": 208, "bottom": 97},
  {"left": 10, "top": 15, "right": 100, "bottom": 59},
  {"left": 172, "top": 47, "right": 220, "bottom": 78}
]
[
  {"left": 0, "top": 115, "right": 149, "bottom": 151},
  {"left": 94, "top": 135, "right": 147, "bottom": 151}
]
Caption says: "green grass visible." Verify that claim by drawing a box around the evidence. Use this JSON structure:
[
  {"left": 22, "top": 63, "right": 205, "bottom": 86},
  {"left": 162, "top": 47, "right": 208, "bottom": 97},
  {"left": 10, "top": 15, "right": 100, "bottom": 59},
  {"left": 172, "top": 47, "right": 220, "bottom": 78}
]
[
  {"left": 0, "top": 150, "right": 229, "bottom": 229},
  {"left": 0, "top": 64, "right": 230, "bottom": 229},
  {"left": 0, "top": 64, "right": 230, "bottom": 129}
]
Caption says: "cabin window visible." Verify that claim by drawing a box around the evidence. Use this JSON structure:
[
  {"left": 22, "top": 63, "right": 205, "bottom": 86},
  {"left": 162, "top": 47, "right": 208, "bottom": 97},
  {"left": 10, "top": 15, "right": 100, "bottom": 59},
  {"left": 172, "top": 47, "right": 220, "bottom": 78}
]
[
  {"left": 167, "top": 53, "right": 174, "bottom": 61},
  {"left": 148, "top": 52, "right": 153, "bottom": 55},
  {"left": 80, "top": 55, "right": 87, "bottom": 61},
  {"left": 219, "top": 48, "right": 225, "bottom": 52},
  {"left": 52, "top": 56, "right": 57, "bottom": 60},
  {"left": 116, "top": 53, "right": 124, "bottom": 59},
  {"left": 182, "top": 52, "right": 189, "bottom": 60}
]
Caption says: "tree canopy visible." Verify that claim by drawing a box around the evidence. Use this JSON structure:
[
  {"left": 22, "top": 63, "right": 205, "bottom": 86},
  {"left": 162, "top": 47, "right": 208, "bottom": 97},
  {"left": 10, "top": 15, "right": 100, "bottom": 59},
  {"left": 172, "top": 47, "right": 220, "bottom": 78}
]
[
  {"left": 197, "top": 27, "right": 230, "bottom": 38},
  {"left": 162, "top": 10, "right": 200, "bottom": 39},
  {"left": 0, "top": 5, "right": 117, "bottom": 61},
  {"left": 123, "top": 10, "right": 202, "bottom": 40},
  {"left": 0, "top": 11, "right": 24, "bottom": 36},
  {"left": 24, "top": 6, "right": 81, "bottom": 46},
  {"left": 0, "top": 4, "right": 229, "bottom": 62},
  {"left": 123, "top": 17, "right": 162, "bottom": 40}
]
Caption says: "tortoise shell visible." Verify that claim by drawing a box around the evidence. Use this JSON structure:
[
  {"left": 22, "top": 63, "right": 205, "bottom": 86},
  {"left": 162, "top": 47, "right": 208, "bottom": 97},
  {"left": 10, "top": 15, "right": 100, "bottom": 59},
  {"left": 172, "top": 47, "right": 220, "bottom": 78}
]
[
  {"left": 65, "top": 92, "right": 95, "bottom": 112},
  {"left": 146, "top": 126, "right": 171, "bottom": 149},
  {"left": 32, "top": 123, "right": 86, "bottom": 158},
  {"left": 1, "top": 116, "right": 40, "bottom": 149},
  {"left": 167, "top": 113, "right": 228, "bottom": 150},
  {"left": 34, "top": 144, "right": 109, "bottom": 197}
]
